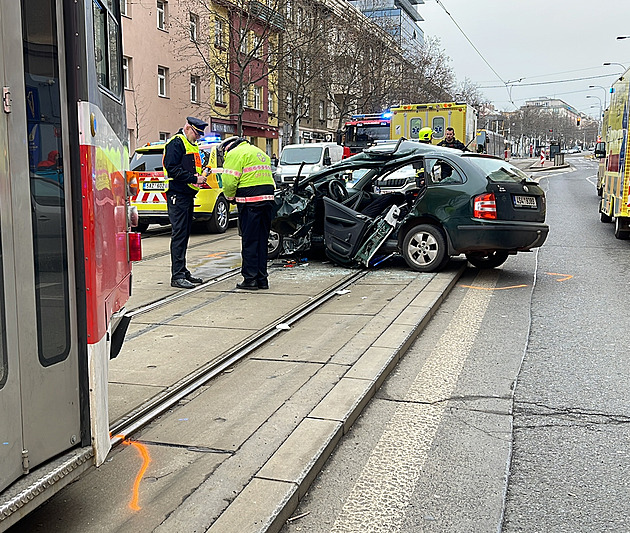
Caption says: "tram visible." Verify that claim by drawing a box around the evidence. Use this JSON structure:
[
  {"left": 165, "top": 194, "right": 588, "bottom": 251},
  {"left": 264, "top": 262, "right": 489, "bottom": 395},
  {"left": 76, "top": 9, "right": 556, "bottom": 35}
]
[
  {"left": 0, "top": 0, "right": 140, "bottom": 529},
  {"left": 476, "top": 129, "right": 506, "bottom": 157}
]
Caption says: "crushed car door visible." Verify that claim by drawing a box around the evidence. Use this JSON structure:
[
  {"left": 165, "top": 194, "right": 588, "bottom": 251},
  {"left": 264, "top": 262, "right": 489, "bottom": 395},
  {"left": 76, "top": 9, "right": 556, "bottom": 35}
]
[{"left": 322, "top": 197, "right": 372, "bottom": 264}]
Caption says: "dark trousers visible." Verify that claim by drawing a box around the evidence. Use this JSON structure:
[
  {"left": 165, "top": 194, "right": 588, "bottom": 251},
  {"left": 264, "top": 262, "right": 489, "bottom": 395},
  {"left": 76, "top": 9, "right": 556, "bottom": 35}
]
[
  {"left": 238, "top": 201, "right": 273, "bottom": 283},
  {"left": 167, "top": 192, "right": 194, "bottom": 280}
]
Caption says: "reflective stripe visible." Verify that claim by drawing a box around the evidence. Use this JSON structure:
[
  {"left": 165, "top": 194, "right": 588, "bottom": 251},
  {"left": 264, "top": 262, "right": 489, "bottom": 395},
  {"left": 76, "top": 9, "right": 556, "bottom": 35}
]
[
  {"left": 242, "top": 164, "right": 272, "bottom": 173},
  {"left": 206, "top": 167, "right": 224, "bottom": 173},
  {"left": 222, "top": 168, "right": 242, "bottom": 177},
  {"left": 235, "top": 195, "right": 275, "bottom": 203}
]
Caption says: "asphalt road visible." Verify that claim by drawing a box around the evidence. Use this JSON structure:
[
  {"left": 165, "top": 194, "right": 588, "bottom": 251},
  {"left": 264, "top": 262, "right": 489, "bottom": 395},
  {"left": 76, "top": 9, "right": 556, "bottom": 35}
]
[{"left": 282, "top": 155, "right": 630, "bottom": 532}]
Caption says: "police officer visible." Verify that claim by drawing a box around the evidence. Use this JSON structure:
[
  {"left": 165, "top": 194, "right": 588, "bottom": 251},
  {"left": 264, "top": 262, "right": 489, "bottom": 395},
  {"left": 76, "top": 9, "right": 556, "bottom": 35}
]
[
  {"left": 164, "top": 116, "right": 208, "bottom": 289},
  {"left": 438, "top": 127, "right": 467, "bottom": 150},
  {"left": 218, "top": 136, "right": 275, "bottom": 290}
]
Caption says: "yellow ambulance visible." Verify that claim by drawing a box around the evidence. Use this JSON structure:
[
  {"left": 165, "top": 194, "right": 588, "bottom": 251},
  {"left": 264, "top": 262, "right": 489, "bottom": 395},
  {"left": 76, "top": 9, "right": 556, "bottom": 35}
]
[
  {"left": 596, "top": 71, "right": 630, "bottom": 239},
  {"left": 390, "top": 102, "right": 478, "bottom": 148}
]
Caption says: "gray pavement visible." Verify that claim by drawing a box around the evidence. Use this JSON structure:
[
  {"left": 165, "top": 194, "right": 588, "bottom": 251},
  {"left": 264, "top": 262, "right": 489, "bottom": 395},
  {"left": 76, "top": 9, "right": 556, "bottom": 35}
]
[{"left": 13, "top": 227, "right": 466, "bottom": 533}]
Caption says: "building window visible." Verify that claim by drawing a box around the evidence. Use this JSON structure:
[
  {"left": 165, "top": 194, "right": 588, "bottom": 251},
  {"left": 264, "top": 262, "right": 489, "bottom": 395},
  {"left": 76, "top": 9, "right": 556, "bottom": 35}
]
[
  {"left": 304, "top": 97, "right": 310, "bottom": 117},
  {"left": 190, "top": 13, "right": 199, "bottom": 42},
  {"left": 159, "top": 132, "right": 169, "bottom": 141},
  {"left": 286, "top": 92, "right": 293, "bottom": 114},
  {"left": 319, "top": 100, "right": 324, "bottom": 121},
  {"left": 240, "top": 29, "right": 248, "bottom": 54},
  {"left": 214, "top": 17, "right": 223, "bottom": 47},
  {"left": 215, "top": 76, "right": 224, "bottom": 103},
  {"left": 268, "top": 91, "right": 274, "bottom": 114},
  {"left": 122, "top": 57, "right": 131, "bottom": 89},
  {"left": 242, "top": 85, "right": 249, "bottom": 107},
  {"left": 157, "top": 1, "right": 167, "bottom": 30},
  {"left": 254, "top": 86, "right": 262, "bottom": 110},
  {"left": 252, "top": 34, "right": 261, "bottom": 58},
  {"left": 190, "top": 75, "right": 199, "bottom": 103},
  {"left": 157, "top": 66, "right": 168, "bottom": 97},
  {"left": 120, "top": 0, "right": 128, "bottom": 17}
]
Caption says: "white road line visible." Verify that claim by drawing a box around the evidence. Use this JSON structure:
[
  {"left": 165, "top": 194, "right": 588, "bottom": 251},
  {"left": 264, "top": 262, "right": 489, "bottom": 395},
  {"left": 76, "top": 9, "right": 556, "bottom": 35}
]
[{"left": 330, "top": 270, "right": 499, "bottom": 533}]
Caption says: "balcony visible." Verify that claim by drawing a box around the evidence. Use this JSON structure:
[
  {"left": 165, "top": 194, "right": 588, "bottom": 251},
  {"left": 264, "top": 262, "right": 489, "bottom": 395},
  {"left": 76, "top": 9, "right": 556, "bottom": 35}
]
[{"left": 248, "top": 1, "right": 285, "bottom": 30}]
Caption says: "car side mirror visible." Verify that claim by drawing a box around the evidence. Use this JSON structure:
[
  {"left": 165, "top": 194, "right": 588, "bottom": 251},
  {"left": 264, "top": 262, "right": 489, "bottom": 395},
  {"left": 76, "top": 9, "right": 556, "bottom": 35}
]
[{"left": 595, "top": 142, "right": 606, "bottom": 159}]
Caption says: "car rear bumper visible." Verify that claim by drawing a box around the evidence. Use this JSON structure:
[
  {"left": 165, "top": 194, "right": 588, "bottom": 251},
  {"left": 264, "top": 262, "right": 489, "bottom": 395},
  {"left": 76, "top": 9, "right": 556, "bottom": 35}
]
[{"left": 453, "top": 221, "right": 549, "bottom": 252}]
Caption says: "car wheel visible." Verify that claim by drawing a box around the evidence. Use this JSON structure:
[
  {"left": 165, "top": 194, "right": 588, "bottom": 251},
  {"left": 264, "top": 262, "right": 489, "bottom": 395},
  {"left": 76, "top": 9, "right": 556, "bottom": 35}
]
[
  {"left": 136, "top": 221, "right": 149, "bottom": 233},
  {"left": 401, "top": 224, "right": 448, "bottom": 272},
  {"left": 268, "top": 230, "right": 283, "bottom": 259},
  {"left": 600, "top": 210, "right": 612, "bottom": 223},
  {"left": 465, "top": 250, "right": 510, "bottom": 269},
  {"left": 207, "top": 196, "right": 229, "bottom": 233},
  {"left": 614, "top": 217, "right": 630, "bottom": 240},
  {"left": 596, "top": 185, "right": 603, "bottom": 197}
]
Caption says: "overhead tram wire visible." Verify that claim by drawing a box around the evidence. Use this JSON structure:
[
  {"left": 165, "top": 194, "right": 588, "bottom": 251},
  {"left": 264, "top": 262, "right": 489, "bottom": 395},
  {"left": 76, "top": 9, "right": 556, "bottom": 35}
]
[
  {"left": 479, "top": 72, "right": 624, "bottom": 90},
  {"left": 433, "top": 0, "right": 516, "bottom": 108}
]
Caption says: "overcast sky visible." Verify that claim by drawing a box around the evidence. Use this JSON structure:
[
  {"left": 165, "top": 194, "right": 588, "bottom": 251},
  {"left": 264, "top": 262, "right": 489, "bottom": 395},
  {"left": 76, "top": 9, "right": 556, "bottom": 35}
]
[{"left": 419, "top": 0, "right": 630, "bottom": 119}]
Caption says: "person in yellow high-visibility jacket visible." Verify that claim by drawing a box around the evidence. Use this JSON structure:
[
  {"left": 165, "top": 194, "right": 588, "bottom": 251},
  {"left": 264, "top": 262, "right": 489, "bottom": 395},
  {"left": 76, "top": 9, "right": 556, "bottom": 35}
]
[{"left": 218, "top": 136, "right": 276, "bottom": 290}]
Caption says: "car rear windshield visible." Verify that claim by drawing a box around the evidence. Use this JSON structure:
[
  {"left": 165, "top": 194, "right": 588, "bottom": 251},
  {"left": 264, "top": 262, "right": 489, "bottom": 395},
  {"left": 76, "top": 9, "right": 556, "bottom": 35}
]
[
  {"left": 130, "top": 151, "right": 163, "bottom": 172},
  {"left": 466, "top": 157, "right": 530, "bottom": 183},
  {"left": 280, "top": 147, "right": 322, "bottom": 165}
]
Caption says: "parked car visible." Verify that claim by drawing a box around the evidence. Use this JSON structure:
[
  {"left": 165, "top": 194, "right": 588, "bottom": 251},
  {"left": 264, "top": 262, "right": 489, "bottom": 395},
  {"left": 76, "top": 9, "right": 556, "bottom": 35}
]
[
  {"left": 269, "top": 140, "right": 549, "bottom": 272},
  {"left": 566, "top": 146, "right": 582, "bottom": 154},
  {"left": 274, "top": 142, "right": 344, "bottom": 185},
  {"left": 129, "top": 140, "right": 236, "bottom": 233}
]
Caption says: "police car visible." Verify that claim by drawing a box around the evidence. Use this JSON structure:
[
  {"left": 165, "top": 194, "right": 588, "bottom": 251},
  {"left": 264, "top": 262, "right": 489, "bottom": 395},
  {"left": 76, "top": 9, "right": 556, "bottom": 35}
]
[{"left": 129, "top": 138, "right": 236, "bottom": 233}]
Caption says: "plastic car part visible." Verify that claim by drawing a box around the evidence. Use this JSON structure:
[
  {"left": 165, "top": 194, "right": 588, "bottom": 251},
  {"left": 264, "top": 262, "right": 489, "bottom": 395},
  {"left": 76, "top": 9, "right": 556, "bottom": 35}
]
[
  {"left": 401, "top": 224, "right": 449, "bottom": 272},
  {"left": 465, "top": 250, "right": 510, "bottom": 269}
]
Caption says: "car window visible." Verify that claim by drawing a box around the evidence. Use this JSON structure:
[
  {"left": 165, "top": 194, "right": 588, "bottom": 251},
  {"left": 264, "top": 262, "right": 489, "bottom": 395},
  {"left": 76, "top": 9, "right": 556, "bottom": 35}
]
[
  {"left": 465, "top": 156, "right": 530, "bottom": 183},
  {"left": 130, "top": 151, "right": 163, "bottom": 172},
  {"left": 425, "top": 158, "right": 463, "bottom": 185}
]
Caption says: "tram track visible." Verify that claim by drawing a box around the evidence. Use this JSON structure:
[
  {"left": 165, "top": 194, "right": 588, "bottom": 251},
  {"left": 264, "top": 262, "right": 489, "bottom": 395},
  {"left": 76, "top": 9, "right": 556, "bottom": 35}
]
[{"left": 110, "top": 268, "right": 369, "bottom": 447}]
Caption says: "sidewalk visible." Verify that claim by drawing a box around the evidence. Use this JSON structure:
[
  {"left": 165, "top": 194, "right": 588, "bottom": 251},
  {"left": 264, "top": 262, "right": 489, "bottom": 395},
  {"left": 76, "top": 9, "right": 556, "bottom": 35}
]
[{"left": 510, "top": 156, "right": 570, "bottom": 172}]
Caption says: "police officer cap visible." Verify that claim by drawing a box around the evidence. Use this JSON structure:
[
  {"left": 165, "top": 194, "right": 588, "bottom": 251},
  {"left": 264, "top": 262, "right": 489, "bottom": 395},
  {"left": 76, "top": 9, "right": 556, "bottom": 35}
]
[
  {"left": 219, "top": 136, "right": 246, "bottom": 154},
  {"left": 187, "top": 116, "right": 208, "bottom": 134}
]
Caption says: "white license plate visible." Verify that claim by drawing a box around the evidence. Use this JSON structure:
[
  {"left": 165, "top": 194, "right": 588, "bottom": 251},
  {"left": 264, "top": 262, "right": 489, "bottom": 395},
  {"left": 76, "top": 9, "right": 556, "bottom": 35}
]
[
  {"left": 513, "top": 195, "right": 537, "bottom": 208},
  {"left": 143, "top": 182, "right": 166, "bottom": 191}
]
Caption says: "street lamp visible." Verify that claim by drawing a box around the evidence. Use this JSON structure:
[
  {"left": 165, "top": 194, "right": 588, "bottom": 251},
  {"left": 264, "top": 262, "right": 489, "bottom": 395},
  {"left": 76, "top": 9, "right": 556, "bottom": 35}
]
[
  {"left": 587, "top": 96, "right": 603, "bottom": 133},
  {"left": 589, "top": 85, "right": 608, "bottom": 110},
  {"left": 617, "top": 36, "right": 630, "bottom": 40},
  {"left": 603, "top": 61, "right": 628, "bottom": 71}
]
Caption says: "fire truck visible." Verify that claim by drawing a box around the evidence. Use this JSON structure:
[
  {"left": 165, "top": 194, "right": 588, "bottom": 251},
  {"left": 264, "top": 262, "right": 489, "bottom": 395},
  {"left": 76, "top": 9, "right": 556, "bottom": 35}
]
[
  {"left": 342, "top": 111, "right": 392, "bottom": 155},
  {"left": 390, "top": 102, "right": 478, "bottom": 149}
]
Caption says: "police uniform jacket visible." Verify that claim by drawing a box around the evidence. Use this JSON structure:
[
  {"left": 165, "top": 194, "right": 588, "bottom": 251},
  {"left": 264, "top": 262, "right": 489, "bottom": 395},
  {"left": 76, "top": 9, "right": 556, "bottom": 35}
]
[
  {"left": 163, "top": 129, "right": 202, "bottom": 196},
  {"left": 438, "top": 138, "right": 467, "bottom": 151},
  {"left": 221, "top": 142, "right": 275, "bottom": 203}
]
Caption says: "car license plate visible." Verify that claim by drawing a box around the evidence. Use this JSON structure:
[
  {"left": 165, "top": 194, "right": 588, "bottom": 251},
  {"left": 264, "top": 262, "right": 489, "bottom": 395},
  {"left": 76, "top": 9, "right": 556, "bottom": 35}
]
[
  {"left": 143, "top": 181, "right": 166, "bottom": 191},
  {"left": 513, "top": 195, "right": 536, "bottom": 208}
]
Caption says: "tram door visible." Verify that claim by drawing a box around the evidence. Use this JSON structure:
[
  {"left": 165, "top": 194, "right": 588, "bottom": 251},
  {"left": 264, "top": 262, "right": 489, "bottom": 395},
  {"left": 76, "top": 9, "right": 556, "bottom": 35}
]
[{"left": 0, "top": 0, "right": 81, "bottom": 491}]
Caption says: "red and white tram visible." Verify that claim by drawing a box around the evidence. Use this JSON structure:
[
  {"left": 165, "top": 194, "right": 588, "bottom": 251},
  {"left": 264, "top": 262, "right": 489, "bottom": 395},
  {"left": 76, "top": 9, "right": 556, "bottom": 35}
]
[{"left": 0, "top": 0, "right": 140, "bottom": 528}]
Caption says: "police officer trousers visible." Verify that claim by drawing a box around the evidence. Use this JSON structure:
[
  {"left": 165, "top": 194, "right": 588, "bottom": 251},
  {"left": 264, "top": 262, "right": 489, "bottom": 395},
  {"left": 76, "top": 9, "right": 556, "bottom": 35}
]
[
  {"left": 238, "top": 201, "right": 274, "bottom": 284},
  {"left": 166, "top": 191, "right": 195, "bottom": 280}
]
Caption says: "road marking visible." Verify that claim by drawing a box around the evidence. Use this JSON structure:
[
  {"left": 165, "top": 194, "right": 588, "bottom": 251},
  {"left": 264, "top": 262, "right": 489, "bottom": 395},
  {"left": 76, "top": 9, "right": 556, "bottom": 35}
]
[
  {"left": 329, "top": 270, "right": 499, "bottom": 532},
  {"left": 546, "top": 272, "right": 573, "bottom": 282},
  {"left": 460, "top": 283, "right": 527, "bottom": 290}
]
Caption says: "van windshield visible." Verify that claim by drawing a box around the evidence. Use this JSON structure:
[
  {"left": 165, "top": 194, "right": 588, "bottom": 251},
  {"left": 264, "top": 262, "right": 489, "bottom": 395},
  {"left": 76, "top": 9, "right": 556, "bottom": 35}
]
[{"left": 280, "top": 147, "right": 323, "bottom": 165}]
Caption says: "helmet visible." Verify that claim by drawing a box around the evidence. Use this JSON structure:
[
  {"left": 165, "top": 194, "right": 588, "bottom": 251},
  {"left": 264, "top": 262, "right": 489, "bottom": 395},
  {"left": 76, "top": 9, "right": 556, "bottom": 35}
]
[
  {"left": 218, "top": 136, "right": 245, "bottom": 155},
  {"left": 418, "top": 127, "right": 433, "bottom": 143}
]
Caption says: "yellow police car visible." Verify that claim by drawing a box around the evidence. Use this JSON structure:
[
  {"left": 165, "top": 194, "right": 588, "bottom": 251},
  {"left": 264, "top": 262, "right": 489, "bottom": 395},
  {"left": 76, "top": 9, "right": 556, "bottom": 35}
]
[{"left": 130, "top": 139, "right": 236, "bottom": 233}]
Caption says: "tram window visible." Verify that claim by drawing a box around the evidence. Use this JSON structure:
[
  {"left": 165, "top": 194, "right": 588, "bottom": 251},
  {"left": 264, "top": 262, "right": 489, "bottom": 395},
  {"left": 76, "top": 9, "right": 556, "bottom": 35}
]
[
  {"left": 22, "top": 0, "right": 71, "bottom": 365},
  {"left": 93, "top": 0, "right": 122, "bottom": 96}
]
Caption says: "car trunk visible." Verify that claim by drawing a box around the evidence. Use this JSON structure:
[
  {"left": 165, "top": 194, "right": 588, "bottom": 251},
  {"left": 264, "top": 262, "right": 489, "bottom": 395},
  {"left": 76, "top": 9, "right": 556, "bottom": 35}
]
[{"left": 487, "top": 181, "right": 546, "bottom": 223}]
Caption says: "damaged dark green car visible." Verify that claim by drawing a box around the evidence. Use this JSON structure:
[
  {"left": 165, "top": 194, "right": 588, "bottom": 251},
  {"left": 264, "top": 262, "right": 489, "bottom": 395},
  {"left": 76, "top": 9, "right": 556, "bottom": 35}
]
[{"left": 269, "top": 140, "right": 549, "bottom": 272}]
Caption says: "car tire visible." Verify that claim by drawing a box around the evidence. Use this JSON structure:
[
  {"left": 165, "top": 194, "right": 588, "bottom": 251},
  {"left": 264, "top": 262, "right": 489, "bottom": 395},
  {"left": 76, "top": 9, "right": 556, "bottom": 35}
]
[
  {"left": 268, "top": 230, "right": 283, "bottom": 259},
  {"left": 206, "top": 196, "right": 229, "bottom": 233},
  {"left": 136, "top": 221, "right": 149, "bottom": 233},
  {"left": 596, "top": 185, "right": 603, "bottom": 197},
  {"left": 401, "top": 224, "right": 449, "bottom": 272},
  {"left": 614, "top": 217, "right": 630, "bottom": 240},
  {"left": 600, "top": 210, "right": 612, "bottom": 223},
  {"left": 465, "top": 250, "right": 510, "bottom": 269}
]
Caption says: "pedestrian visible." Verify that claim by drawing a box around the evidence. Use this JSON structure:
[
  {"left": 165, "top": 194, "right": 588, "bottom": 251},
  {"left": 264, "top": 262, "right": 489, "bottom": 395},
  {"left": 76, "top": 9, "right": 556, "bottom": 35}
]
[
  {"left": 271, "top": 153, "right": 278, "bottom": 167},
  {"left": 437, "top": 127, "right": 467, "bottom": 150},
  {"left": 217, "top": 136, "right": 276, "bottom": 290},
  {"left": 163, "top": 116, "right": 209, "bottom": 289}
]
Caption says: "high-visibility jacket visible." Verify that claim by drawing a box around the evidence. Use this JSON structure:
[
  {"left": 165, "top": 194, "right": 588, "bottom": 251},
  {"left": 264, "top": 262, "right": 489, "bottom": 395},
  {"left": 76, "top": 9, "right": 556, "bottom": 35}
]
[
  {"left": 163, "top": 131, "right": 202, "bottom": 195},
  {"left": 221, "top": 142, "right": 275, "bottom": 203}
]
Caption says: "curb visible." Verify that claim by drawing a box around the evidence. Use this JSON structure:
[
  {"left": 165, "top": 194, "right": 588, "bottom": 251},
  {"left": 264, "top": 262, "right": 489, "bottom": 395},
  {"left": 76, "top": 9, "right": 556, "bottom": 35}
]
[
  {"left": 207, "top": 264, "right": 466, "bottom": 533},
  {"left": 527, "top": 163, "right": 571, "bottom": 172}
]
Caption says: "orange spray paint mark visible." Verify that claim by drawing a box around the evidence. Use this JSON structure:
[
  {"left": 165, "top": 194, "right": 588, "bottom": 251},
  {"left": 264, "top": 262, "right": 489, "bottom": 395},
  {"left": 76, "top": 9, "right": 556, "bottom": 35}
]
[
  {"left": 546, "top": 272, "right": 573, "bottom": 282},
  {"left": 460, "top": 284, "right": 528, "bottom": 291},
  {"left": 204, "top": 251, "right": 228, "bottom": 258},
  {"left": 115, "top": 435, "right": 151, "bottom": 511}
]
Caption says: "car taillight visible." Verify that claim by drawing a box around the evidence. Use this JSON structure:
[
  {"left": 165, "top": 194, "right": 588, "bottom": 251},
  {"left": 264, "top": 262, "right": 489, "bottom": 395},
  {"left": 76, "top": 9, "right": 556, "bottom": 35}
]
[
  {"left": 474, "top": 193, "right": 497, "bottom": 219},
  {"left": 128, "top": 232, "right": 142, "bottom": 262}
]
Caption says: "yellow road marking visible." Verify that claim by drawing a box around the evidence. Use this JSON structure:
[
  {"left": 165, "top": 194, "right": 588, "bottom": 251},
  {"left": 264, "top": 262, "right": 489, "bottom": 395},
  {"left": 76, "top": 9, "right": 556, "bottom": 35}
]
[
  {"left": 460, "top": 284, "right": 528, "bottom": 290},
  {"left": 545, "top": 272, "right": 573, "bottom": 282}
]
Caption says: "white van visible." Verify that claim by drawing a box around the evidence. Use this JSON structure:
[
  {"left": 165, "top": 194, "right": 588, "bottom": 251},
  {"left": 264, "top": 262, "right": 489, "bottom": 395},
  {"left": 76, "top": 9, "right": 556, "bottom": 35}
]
[{"left": 275, "top": 142, "right": 344, "bottom": 184}]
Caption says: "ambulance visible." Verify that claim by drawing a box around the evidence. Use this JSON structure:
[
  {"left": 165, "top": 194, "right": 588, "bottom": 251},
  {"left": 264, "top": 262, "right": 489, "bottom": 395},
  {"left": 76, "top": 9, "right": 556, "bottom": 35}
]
[
  {"left": 390, "top": 102, "right": 478, "bottom": 149},
  {"left": 129, "top": 138, "right": 236, "bottom": 233},
  {"left": 595, "top": 70, "right": 630, "bottom": 239}
]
